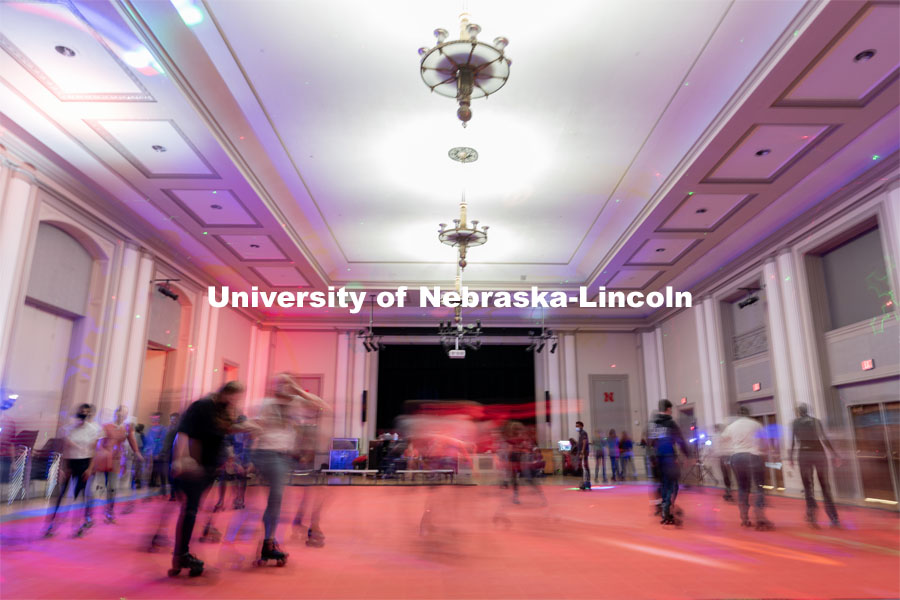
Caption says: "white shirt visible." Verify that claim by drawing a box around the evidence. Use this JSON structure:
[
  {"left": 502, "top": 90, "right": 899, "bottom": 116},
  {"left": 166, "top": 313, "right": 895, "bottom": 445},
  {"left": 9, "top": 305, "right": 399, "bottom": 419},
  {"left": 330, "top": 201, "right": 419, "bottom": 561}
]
[
  {"left": 254, "top": 398, "right": 297, "bottom": 452},
  {"left": 721, "top": 417, "right": 763, "bottom": 455},
  {"left": 62, "top": 421, "right": 102, "bottom": 460}
]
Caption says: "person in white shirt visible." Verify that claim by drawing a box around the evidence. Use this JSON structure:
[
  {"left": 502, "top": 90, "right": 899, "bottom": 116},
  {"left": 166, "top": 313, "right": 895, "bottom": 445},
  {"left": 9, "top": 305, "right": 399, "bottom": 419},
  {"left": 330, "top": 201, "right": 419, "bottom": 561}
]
[
  {"left": 721, "top": 406, "right": 773, "bottom": 530},
  {"left": 712, "top": 423, "right": 734, "bottom": 502},
  {"left": 44, "top": 404, "right": 102, "bottom": 537}
]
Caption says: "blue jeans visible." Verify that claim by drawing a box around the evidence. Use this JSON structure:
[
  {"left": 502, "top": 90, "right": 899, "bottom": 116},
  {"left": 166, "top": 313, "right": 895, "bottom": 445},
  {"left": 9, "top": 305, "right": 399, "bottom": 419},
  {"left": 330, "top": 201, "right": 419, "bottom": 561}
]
[
  {"left": 252, "top": 450, "right": 291, "bottom": 540},
  {"left": 658, "top": 456, "right": 680, "bottom": 518},
  {"left": 594, "top": 453, "right": 605, "bottom": 482},
  {"left": 609, "top": 456, "right": 620, "bottom": 480}
]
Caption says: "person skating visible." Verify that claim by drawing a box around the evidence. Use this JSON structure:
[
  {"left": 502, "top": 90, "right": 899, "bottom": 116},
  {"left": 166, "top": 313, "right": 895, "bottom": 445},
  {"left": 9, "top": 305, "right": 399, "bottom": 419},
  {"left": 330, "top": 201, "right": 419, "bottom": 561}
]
[
  {"left": 94, "top": 406, "right": 142, "bottom": 523},
  {"left": 44, "top": 404, "right": 101, "bottom": 538},
  {"left": 168, "top": 381, "right": 256, "bottom": 577},
  {"left": 790, "top": 403, "right": 841, "bottom": 528},
  {"left": 575, "top": 421, "right": 591, "bottom": 490},
  {"left": 721, "top": 407, "right": 773, "bottom": 530},
  {"left": 648, "top": 400, "right": 689, "bottom": 525}
]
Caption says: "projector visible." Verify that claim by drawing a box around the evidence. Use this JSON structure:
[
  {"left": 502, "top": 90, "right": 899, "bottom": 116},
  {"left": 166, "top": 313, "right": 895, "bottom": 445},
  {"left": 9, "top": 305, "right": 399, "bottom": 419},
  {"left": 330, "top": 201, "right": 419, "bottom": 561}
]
[
  {"left": 738, "top": 295, "right": 759, "bottom": 309},
  {"left": 448, "top": 349, "right": 466, "bottom": 359}
]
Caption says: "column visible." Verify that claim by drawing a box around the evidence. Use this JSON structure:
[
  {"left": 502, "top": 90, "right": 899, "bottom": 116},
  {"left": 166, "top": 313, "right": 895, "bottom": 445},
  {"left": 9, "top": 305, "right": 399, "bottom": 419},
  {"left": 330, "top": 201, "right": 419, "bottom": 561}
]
[
  {"left": 702, "top": 297, "right": 727, "bottom": 425},
  {"left": 199, "top": 301, "right": 220, "bottom": 393},
  {"left": 562, "top": 333, "right": 578, "bottom": 431},
  {"left": 694, "top": 301, "right": 715, "bottom": 427},
  {"left": 366, "top": 349, "right": 379, "bottom": 442},
  {"left": 0, "top": 168, "right": 38, "bottom": 385},
  {"left": 332, "top": 331, "right": 351, "bottom": 439},
  {"left": 188, "top": 299, "right": 211, "bottom": 400},
  {"left": 776, "top": 250, "right": 821, "bottom": 416},
  {"left": 546, "top": 350, "right": 562, "bottom": 443},
  {"left": 764, "top": 258, "right": 801, "bottom": 491},
  {"left": 249, "top": 327, "right": 272, "bottom": 405},
  {"left": 120, "top": 252, "right": 154, "bottom": 417},
  {"left": 641, "top": 330, "right": 661, "bottom": 415},
  {"left": 98, "top": 243, "right": 140, "bottom": 419},
  {"left": 654, "top": 326, "right": 667, "bottom": 398},
  {"left": 348, "top": 337, "right": 367, "bottom": 441}
]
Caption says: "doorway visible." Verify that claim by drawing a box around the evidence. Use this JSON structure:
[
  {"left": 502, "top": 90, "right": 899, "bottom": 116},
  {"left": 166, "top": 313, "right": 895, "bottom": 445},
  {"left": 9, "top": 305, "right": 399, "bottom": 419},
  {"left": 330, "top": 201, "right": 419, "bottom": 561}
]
[
  {"left": 849, "top": 402, "right": 899, "bottom": 502},
  {"left": 222, "top": 361, "right": 238, "bottom": 387}
]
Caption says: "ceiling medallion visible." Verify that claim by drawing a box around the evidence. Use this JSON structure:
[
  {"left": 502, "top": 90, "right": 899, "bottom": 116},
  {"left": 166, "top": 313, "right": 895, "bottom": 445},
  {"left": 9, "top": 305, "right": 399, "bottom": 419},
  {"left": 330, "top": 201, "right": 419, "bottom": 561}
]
[
  {"left": 448, "top": 146, "right": 478, "bottom": 163},
  {"left": 419, "top": 13, "right": 510, "bottom": 127}
]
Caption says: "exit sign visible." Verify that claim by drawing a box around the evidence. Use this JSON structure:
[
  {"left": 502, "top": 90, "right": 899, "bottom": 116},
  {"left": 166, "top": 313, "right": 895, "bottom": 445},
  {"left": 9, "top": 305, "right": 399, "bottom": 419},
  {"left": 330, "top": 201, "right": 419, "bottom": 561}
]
[
  {"left": 752, "top": 382, "right": 761, "bottom": 392},
  {"left": 861, "top": 359, "right": 875, "bottom": 371},
  {"left": 680, "top": 397, "right": 687, "bottom": 405}
]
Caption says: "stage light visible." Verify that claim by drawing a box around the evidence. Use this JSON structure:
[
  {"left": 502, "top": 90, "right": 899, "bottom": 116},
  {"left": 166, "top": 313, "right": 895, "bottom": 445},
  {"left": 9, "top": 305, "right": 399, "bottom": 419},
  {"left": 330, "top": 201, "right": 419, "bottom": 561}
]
[
  {"left": 549, "top": 342, "right": 557, "bottom": 354},
  {"left": 536, "top": 341, "right": 545, "bottom": 353}
]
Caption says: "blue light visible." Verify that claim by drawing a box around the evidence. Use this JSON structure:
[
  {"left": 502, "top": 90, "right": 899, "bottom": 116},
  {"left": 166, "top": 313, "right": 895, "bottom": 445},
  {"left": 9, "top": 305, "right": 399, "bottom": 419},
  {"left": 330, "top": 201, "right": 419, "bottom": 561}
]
[{"left": 699, "top": 433, "right": 706, "bottom": 439}]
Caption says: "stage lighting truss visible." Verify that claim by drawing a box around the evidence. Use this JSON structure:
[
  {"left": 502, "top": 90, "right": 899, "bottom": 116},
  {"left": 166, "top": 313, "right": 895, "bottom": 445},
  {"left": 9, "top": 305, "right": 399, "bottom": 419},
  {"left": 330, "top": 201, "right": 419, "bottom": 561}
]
[
  {"left": 526, "top": 327, "right": 558, "bottom": 354},
  {"left": 357, "top": 300, "right": 385, "bottom": 352},
  {"left": 438, "top": 315, "right": 483, "bottom": 354}
]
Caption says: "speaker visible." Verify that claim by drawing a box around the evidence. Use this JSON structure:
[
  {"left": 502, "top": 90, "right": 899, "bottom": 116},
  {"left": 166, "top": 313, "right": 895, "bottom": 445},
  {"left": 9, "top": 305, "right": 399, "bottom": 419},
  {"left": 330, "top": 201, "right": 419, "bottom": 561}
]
[
  {"left": 361, "top": 390, "right": 367, "bottom": 423},
  {"left": 545, "top": 390, "right": 550, "bottom": 423}
]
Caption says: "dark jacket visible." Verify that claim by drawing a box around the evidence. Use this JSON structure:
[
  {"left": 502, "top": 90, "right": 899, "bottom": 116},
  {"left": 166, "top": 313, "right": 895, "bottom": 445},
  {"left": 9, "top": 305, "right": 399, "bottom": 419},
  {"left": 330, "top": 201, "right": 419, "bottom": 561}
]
[{"left": 648, "top": 413, "right": 688, "bottom": 458}]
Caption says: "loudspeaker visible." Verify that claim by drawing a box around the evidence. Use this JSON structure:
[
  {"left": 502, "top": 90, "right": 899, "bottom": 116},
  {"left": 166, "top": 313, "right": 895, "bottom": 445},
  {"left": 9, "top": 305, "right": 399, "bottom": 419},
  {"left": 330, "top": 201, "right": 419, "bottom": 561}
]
[
  {"left": 361, "top": 390, "right": 367, "bottom": 423},
  {"left": 545, "top": 390, "right": 550, "bottom": 423}
]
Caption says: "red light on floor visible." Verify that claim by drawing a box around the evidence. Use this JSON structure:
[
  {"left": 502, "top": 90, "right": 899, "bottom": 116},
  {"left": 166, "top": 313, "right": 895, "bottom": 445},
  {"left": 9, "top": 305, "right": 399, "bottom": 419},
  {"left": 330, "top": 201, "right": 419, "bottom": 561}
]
[
  {"left": 752, "top": 382, "right": 761, "bottom": 392},
  {"left": 861, "top": 359, "right": 875, "bottom": 371}
]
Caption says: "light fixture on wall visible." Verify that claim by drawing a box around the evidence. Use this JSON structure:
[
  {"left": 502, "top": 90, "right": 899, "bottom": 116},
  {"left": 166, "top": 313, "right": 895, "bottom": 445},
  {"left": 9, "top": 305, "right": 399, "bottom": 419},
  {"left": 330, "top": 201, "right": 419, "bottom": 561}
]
[
  {"left": 418, "top": 13, "right": 510, "bottom": 127},
  {"left": 357, "top": 300, "right": 384, "bottom": 352},
  {"left": 152, "top": 278, "right": 181, "bottom": 301}
]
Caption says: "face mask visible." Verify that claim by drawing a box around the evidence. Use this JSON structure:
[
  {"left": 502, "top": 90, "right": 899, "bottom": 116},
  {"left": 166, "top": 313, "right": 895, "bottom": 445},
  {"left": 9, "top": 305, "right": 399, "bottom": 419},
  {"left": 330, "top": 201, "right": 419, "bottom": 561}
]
[{"left": 576, "top": 427, "right": 582, "bottom": 432}]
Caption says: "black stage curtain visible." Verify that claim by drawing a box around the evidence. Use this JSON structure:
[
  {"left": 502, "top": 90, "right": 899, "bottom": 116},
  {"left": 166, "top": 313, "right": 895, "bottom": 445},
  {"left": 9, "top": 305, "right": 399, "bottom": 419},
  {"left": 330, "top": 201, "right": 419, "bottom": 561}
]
[{"left": 376, "top": 344, "right": 534, "bottom": 432}]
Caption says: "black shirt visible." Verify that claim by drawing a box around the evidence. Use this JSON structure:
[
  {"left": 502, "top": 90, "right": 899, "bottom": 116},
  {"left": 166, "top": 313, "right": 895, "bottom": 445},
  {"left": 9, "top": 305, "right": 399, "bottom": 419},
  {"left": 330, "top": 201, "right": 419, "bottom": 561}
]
[
  {"left": 178, "top": 396, "right": 228, "bottom": 474},
  {"left": 792, "top": 416, "right": 830, "bottom": 453}
]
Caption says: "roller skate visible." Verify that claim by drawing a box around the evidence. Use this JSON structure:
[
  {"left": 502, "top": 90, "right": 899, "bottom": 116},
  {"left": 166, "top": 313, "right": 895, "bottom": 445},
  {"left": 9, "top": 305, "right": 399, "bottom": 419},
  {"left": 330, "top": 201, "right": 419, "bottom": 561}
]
[
  {"left": 232, "top": 499, "right": 245, "bottom": 510},
  {"left": 829, "top": 518, "right": 841, "bottom": 529},
  {"left": 43, "top": 524, "right": 55, "bottom": 538},
  {"left": 255, "top": 539, "right": 288, "bottom": 566},
  {"left": 740, "top": 519, "right": 753, "bottom": 528},
  {"left": 578, "top": 481, "right": 591, "bottom": 491},
  {"left": 212, "top": 501, "right": 224, "bottom": 513},
  {"left": 74, "top": 519, "right": 93, "bottom": 538},
  {"left": 104, "top": 511, "right": 116, "bottom": 525},
  {"left": 806, "top": 513, "right": 820, "bottom": 529},
  {"left": 168, "top": 552, "right": 204, "bottom": 577},
  {"left": 148, "top": 532, "right": 168, "bottom": 552},
  {"left": 306, "top": 528, "right": 325, "bottom": 548},
  {"left": 755, "top": 519, "right": 774, "bottom": 531},
  {"left": 199, "top": 523, "right": 222, "bottom": 543}
]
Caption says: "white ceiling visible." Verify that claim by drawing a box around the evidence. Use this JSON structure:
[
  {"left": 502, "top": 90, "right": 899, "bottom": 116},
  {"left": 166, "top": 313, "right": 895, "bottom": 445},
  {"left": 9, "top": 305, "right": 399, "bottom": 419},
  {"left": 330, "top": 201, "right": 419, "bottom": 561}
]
[{"left": 0, "top": 0, "right": 897, "bottom": 326}]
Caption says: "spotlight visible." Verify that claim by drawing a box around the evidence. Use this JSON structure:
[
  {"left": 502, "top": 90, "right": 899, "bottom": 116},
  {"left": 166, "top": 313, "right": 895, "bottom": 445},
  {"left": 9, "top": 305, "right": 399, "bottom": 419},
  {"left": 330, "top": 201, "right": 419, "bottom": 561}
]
[
  {"left": 536, "top": 341, "right": 545, "bottom": 353},
  {"left": 549, "top": 342, "right": 557, "bottom": 354}
]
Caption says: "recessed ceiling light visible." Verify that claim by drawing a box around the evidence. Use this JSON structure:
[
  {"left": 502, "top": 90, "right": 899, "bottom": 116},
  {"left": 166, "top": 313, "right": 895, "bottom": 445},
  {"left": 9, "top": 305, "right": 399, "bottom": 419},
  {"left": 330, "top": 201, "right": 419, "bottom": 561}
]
[
  {"left": 210, "top": 204, "right": 222, "bottom": 210},
  {"left": 655, "top": 248, "right": 666, "bottom": 253},
  {"left": 54, "top": 45, "right": 76, "bottom": 57},
  {"left": 695, "top": 208, "right": 708, "bottom": 214},
  {"left": 854, "top": 49, "right": 876, "bottom": 62},
  {"left": 755, "top": 149, "right": 771, "bottom": 157},
  {"left": 448, "top": 146, "right": 478, "bottom": 163},
  {"left": 152, "top": 145, "right": 167, "bottom": 153},
  {"left": 250, "top": 244, "right": 260, "bottom": 248}
]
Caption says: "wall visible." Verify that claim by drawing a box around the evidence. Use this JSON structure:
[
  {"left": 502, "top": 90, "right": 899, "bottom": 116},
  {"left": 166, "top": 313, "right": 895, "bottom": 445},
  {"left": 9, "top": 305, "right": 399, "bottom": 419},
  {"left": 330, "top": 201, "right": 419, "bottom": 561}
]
[
  {"left": 573, "top": 332, "right": 643, "bottom": 442},
  {"left": 212, "top": 307, "right": 254, "bottom": 389},
  {"left": 270, "top": 330, "right": 340, "bottom": 430},
  {"left": 659, "top": 307, "right": 704, "bottom": 417}
]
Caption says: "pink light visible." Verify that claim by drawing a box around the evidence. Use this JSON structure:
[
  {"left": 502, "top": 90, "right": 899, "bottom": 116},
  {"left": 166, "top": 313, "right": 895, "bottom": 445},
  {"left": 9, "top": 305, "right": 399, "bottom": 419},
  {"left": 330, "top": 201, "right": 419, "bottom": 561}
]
[{"left": 610, "top": 364, "right": 616, "bottom": 368}]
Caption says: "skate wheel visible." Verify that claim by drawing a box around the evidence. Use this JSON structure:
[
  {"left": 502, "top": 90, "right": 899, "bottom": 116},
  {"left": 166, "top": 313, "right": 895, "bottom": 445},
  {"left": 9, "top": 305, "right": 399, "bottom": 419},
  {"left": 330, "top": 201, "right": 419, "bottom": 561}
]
[
  {"left": 254, "top": 559, "right": 265, "bottom": 567},
  {"left": 188, "top": 568, "right": 203, "bottom": 577},
  {"left": 168, "top": 568, "right": 181, "bottom": 577},
  {"left": 277, "top": 559, "right": 286, "bottom": 567}
]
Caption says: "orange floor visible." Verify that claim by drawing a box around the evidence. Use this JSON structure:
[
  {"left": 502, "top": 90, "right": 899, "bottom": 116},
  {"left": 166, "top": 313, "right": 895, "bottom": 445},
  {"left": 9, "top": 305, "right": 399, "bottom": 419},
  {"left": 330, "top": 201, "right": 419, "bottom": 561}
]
[{"left": 1, "top": 481, "right": 898, "bottom": 599}]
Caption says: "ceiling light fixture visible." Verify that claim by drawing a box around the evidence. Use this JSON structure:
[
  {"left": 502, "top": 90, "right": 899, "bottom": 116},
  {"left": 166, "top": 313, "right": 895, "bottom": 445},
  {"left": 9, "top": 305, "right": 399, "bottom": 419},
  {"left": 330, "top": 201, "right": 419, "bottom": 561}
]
[
  {"left": 449, "top": 146, "right": 479, "bottom": 163},
  {"left": 655, "top": 248, "right": 666, "bottom": 253},
  {"left": 210, "top": 204, "right": 222, "bottom": 210},
  {"left": 54, "top": 45, "right": 76, "bottom": 57},
  {"left": 438, "top": 193, "right": 489, "bottom": 270},
  {"left": 249, "top": 243, "right": 260, "bottom": 248},
  {"left": 853, "top": 49, "right": 876, "bottom": 62},
  {"left": 526, "top": 310, "right": 558, "bottom": 354},
  {"left": 419, "top": 13, "right": 510, "bottom": 127},
  {"left": 358, "top": 300, "right": 385, "bottom": 353},
  {"left": 695, "top": 208, "right": 708, "bottom": 214},
  {"left": 152, "top": 145, "right": 167, "bottom": 153},
  {"left": 755, "top": 149, "right": 771, "bottom": 157}
]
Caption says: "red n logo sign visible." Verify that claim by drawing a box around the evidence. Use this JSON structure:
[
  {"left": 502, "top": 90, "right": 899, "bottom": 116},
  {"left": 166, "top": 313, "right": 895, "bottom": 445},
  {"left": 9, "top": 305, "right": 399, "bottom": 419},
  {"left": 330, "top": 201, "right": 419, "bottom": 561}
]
[{"left": 604, "top": 392, "right": 614, "bottom": 403}]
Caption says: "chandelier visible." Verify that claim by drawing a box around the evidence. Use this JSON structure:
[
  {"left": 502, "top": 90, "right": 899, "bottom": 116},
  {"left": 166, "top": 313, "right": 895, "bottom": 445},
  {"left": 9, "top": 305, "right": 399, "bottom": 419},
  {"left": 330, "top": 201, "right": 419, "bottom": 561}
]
[
  {"left": 438, "top": 193, "right": 489, "bottom": 270},
  {"left": 419, "top": 13, "right": 510, "bottom": 127}
]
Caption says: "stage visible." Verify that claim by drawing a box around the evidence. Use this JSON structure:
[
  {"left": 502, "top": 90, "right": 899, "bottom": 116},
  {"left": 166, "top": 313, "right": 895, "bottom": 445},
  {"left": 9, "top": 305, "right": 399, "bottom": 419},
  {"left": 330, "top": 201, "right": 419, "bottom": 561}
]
[{"left": 1, "top": 482, "right": 898, "bottom": 599}]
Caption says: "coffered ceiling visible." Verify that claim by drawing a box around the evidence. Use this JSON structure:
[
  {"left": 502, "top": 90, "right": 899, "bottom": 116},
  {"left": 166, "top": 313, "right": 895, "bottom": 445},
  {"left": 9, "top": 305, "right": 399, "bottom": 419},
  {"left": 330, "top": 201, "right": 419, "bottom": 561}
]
[{"left": 0, "top": 0, "right": 897, "bottom": 327}]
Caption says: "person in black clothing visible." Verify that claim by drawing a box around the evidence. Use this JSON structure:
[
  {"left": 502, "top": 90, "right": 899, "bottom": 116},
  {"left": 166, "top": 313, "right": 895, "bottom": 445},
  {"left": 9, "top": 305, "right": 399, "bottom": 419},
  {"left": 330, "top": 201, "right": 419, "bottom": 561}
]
[
  {"left": 575, "top": 421, "right": 591, "bottom": 490},
  {"left": 168, "top": 382, "right": 256, "bottom": 576},
  {"left": 648, "top": 400, "right": 689, "bottom": 525},
  {"left": 790, "top": 403, "right": 841, "bottom": 528},
  {"left": 162, "top": 412, "right": 180, "bottom": 500}
]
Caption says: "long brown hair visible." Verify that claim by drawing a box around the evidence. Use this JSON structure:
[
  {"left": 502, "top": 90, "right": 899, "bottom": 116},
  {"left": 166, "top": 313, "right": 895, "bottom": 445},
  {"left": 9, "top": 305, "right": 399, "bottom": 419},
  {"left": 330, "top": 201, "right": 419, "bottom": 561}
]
[{"left": 213, "top": 381, "right": 244, "bottom": 431}]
